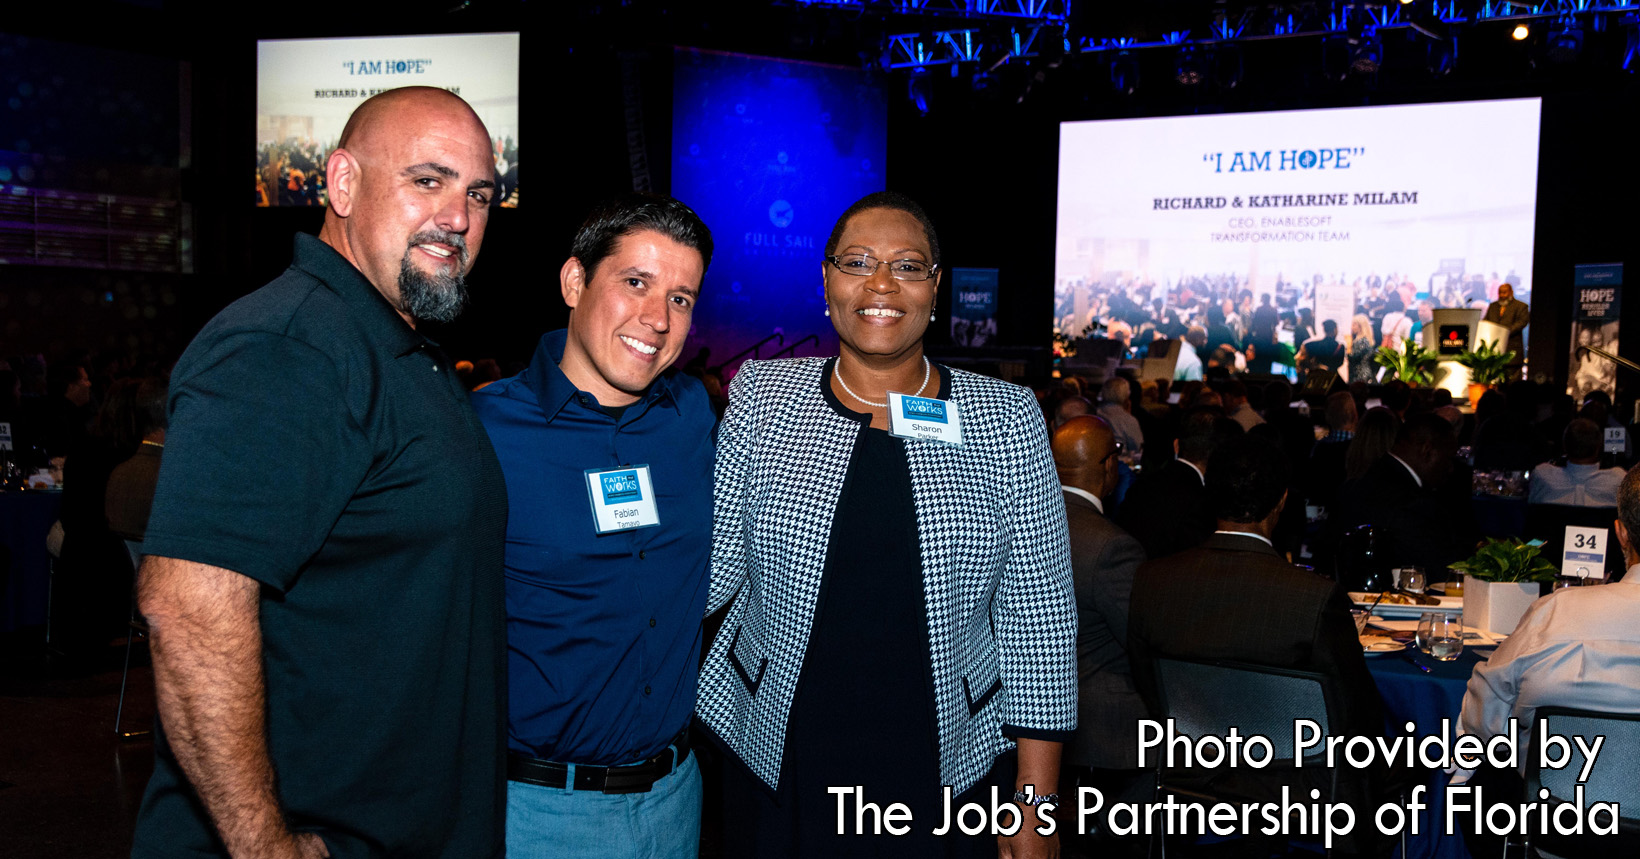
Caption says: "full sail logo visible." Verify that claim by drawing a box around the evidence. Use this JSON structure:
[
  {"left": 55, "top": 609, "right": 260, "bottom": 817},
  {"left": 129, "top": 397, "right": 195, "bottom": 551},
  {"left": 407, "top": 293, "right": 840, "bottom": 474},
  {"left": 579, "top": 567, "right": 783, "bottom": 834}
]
[
  {"left": 600, "top": 470, "right": 643, "bottom": 504},
  {"left": 901, "top": 396, "right": 948, "bottom": 424}
]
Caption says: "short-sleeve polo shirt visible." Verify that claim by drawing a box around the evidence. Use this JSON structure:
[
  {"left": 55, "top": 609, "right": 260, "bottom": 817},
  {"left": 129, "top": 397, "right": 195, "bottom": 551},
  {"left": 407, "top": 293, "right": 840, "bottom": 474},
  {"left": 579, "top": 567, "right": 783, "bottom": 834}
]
[{"left": 132, "top": 233, "right": 509, "bottom": 859}]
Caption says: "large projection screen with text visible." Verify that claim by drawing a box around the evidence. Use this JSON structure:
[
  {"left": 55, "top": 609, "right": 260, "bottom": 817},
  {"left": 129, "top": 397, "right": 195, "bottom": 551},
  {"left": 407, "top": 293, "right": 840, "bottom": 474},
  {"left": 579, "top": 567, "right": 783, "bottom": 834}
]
[
  {"left": 1055, "top": 98, "right": 1541, "bottom": 361},
  {"left": 256, "top": 33, "right": 519, "bottom": 208}
]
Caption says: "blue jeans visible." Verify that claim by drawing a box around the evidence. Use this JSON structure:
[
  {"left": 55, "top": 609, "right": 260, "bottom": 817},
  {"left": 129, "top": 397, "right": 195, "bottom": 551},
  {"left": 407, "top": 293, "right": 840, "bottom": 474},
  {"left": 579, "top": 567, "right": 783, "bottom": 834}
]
[{"left": 506, "top": 752, "right": 701, "bottom": 859}]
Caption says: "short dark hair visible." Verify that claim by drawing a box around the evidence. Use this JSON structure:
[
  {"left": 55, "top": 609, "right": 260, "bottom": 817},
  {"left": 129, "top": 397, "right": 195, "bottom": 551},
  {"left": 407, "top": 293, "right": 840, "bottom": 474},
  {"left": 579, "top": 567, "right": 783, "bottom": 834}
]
[
  {"left": 1620, "top": 469, "right": 1640, "bottom": 559},
  {"left": 1177, "top": 408, "right": 1243, "bottom": 462},
  {"left": 1206, "top": 436, "right": 1289, "bottom": 523},
  {"left": 1382, "top": 380, "right": 1412, "bottom": 414},
  {"left": 1322, "top": 319, "right": 1338, "bottom": 335},
  {"left": 1563, "top": 417, "right": 1603, "bottom": 461},
  {"left": 825, "top": 191, "right": 941, "bottom": 267},
  {"left": 570, "top": 193, "right": 713, "bottom": 281}
]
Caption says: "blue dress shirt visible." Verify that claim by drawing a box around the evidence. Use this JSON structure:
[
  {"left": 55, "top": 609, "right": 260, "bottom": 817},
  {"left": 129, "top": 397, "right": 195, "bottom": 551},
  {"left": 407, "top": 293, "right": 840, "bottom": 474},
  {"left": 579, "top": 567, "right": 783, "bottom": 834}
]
[{"left": 471, "top": 330, "right": 715, "bottom": 766}]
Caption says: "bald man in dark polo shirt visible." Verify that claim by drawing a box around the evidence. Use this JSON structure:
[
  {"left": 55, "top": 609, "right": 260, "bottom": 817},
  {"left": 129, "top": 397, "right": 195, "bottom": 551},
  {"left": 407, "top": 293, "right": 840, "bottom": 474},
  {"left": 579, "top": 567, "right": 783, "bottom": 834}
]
[{"left": 131, "top": 88, "right": 507, "bottom": 859}]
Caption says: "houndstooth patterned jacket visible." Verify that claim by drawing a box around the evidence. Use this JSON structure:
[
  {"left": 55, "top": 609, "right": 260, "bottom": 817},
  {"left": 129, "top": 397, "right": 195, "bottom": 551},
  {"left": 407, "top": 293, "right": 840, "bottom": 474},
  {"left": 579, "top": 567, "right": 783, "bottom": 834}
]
[{"left": 695, "top": 357, "right": 1076, "bottom": 795}]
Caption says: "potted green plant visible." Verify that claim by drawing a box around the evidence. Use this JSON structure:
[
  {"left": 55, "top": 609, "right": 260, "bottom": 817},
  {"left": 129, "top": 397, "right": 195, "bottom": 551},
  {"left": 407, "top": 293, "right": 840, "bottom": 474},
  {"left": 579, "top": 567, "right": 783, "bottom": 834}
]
[
  {"left": 1452, "top": 339, "right": 1518, "bottom": 407},
  {"left": 1372, "top": 337, "right": 1441, "bottom": 386},
  {"left": 1451, "top": 537, "right": 1556, "bottom": 635}
]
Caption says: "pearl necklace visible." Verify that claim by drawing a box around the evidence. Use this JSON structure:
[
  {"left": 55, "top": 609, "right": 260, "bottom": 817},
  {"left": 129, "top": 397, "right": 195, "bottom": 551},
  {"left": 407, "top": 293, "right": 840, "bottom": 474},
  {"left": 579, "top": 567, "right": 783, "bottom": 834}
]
[{"left": 834, "top": 356, "right": 931, "bottom": 409}]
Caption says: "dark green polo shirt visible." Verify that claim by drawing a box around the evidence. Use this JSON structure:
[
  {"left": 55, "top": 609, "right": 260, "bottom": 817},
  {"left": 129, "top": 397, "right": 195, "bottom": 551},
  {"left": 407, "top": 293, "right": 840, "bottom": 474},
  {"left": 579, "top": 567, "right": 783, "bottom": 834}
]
[{"left": 133, "top": 233, "right": 508, "bottom": 859}]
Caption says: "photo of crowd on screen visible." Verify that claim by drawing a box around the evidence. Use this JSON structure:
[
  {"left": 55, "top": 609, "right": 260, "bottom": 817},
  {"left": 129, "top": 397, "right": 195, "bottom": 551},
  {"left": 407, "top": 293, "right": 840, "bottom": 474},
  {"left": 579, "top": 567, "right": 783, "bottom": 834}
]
[
  {"left": 256, "top": 132, "right": 519, "bottom": 209},
  {"left": 1054, "top": 266, "right": 1530, "bottom": 368}
]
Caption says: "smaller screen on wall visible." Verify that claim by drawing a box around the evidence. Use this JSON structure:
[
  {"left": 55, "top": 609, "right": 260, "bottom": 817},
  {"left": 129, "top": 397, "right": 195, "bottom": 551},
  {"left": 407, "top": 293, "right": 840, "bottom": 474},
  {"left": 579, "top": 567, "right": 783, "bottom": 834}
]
[{"left": 255, "top": 33, "right": 519, "bottom": 209}]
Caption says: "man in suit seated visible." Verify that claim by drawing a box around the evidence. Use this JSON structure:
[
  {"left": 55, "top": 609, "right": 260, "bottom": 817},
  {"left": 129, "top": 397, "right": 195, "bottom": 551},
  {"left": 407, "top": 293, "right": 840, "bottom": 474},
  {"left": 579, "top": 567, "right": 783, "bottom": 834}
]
[
  {"left": 1052, "top": 416, "right": 1149, "bottom": 852},
  {"left": 1529, "top": 417, "right": 1627, "bottom": 508},
  {"left": 1455, "top": 467, "right": 1640, "bottom": 857},
  {"left": 1129, "top": 436, "right": 1396, "bottom": 857},
  {"left": 1117, "top": 408, "right": 1241, "bottom": 560},
  {"left": 1329, "top": 412, "right": 1472, "bottom": 586}
]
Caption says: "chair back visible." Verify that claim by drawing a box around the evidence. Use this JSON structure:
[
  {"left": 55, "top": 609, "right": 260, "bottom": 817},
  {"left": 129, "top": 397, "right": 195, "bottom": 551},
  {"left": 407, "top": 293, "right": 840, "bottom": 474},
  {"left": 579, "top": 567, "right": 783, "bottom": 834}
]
[
  {"left": 1155, "top": 658, "right": 1334, "bottom": 763},
  {"left": 1528, "top": 707, "right": 1640, "bottom": 824}
]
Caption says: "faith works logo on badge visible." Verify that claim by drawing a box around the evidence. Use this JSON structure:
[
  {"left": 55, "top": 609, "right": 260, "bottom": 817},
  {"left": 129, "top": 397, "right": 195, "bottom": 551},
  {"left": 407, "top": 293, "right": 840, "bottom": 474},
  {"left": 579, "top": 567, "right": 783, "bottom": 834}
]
[
  {"left": 900, "top": 396, "right": 948, "bottom": 424},
  {"left": 600, "top": 470, "right": 644, "bottom": 505}
]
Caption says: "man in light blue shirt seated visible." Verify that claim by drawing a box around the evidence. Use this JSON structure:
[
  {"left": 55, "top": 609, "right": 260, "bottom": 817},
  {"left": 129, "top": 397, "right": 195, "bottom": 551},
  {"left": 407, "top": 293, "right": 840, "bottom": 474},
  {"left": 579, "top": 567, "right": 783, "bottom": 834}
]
[{"left": 1529, "top": 418, "right": 1626, "bottom": 508}]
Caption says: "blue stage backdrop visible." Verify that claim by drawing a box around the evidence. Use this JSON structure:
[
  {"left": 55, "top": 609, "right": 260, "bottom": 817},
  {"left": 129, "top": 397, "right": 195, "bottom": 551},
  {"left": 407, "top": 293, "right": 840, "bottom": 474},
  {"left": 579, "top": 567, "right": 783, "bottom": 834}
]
[{"left": 671, "top": 47, "right": 886, "bottom": 374}]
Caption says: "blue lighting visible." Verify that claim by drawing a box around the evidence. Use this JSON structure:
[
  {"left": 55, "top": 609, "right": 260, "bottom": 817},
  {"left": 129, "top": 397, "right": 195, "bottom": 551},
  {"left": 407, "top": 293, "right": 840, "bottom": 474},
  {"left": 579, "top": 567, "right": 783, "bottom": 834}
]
[{"left": 671, "top": 49, "right": 887, "bottom": 368}]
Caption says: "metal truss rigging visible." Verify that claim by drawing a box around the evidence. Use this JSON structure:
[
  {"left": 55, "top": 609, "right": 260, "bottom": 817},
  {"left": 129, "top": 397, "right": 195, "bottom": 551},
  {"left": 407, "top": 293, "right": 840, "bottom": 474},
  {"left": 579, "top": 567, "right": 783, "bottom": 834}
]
[
  {"left": 855, "top": 1, "right": 1640, "bottom": 69},
  {"left": 790, "top": 0, "right": 1068, "bottom": 23}
]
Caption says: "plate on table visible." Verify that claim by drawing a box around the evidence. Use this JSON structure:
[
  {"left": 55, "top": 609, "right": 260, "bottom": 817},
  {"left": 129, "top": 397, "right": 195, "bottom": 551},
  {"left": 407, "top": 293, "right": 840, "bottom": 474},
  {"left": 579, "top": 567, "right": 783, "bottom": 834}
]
[
  {"left": 1361, "top": 637, "right": 1411, "bottom": 656},
  {"left": 1349, "top": 591, "right": 1462, "bottom": 619}
]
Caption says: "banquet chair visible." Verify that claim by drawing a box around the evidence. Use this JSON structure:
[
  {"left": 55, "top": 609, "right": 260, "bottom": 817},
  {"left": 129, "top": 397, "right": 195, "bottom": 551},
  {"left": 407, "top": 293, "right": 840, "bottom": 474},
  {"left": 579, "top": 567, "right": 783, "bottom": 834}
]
[
  {"left": 1150, "top": 657, "right": 1403, "bottom": 859},
  {"left": 114, "top": 539, "right": 149, "bottom": 739},
  {"left": 1513, "top": 707, "right": 1640, "bottom": 858}
]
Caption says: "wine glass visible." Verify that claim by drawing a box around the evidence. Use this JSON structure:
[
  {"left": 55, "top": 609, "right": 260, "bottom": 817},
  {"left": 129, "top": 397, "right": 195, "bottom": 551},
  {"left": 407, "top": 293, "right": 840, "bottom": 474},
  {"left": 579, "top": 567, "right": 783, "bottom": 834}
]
[
  {"left": 1402, "top": 567, "right": 1427, "bottom": 595},
  {"left": 1428, "top": 614, "right": 1463, "bottom": 661}
]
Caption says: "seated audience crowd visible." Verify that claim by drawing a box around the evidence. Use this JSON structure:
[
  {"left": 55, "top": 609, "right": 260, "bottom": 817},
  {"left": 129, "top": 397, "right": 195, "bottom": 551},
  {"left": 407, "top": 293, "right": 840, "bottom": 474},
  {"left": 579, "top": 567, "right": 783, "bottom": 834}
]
[{"left": 10, "top": 334, "right": 1640, "bottom": 857}]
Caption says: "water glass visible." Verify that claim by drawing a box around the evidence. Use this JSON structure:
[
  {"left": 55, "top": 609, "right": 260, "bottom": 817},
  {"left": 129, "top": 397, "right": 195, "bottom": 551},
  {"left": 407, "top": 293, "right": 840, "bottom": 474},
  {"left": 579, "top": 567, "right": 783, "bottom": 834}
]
[
  {"left": 1351, "top": 609, "right": 1370, "bottom": 636},
  {"left": 1402, "top": 567, "right": 1427, "bottom": 595},
  {"left": 1416, "top": 612, "right": 1436, "bottom": 653},
  {"left": 1428, "top": 614, "right": 1463, "bottom": 662}
]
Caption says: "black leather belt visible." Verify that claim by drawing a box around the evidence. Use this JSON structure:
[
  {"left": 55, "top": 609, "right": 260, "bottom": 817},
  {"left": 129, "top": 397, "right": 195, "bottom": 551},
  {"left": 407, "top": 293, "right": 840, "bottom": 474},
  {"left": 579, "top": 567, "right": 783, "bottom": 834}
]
[{"left": 507, "top": 727, "right": 691, "bottom": 795}]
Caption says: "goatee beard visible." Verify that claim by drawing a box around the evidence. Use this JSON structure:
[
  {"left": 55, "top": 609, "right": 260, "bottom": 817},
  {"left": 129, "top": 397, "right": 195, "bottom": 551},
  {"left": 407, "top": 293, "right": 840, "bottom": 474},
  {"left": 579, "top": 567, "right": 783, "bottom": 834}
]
[{"left": 398, "top": 234, "right": 469, "bottom": 324}]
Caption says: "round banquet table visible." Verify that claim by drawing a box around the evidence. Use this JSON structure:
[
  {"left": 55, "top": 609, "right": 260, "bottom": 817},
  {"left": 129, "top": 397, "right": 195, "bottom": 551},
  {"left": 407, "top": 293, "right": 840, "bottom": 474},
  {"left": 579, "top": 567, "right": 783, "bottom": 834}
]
[
  {"left": 0, "top": 489, "right": 64, "bottom": 633},
  {"left": 1368, "top": 647, "right": 1490, "bottom": 859}
]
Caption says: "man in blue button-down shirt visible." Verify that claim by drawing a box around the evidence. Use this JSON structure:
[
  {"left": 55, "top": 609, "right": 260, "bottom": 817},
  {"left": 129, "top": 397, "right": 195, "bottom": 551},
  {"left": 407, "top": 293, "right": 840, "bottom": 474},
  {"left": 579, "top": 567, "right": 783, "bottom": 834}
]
[{"left": 472, "top": 195, "right": 715, "bottom": 858}]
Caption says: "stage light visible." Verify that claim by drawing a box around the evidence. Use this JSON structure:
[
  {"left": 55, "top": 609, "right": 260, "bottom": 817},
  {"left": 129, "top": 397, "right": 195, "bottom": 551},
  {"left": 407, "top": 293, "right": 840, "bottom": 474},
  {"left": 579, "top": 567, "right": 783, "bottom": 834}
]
[
  {"left": 1426, "top": 35, "right": 1458, "bottom": 76},
  {"left": 1350, "top": 28, "right": 1383, "bottom": 75},
  {"left": 1624, "top": 14, "right": 1640, "bottom": 72},
  {"left": 1512, "top": 24, "right": 1530, "bottom": 41},
  {"left": 1174, "top": 44, "right": 1205, "bottom": 85},
  {"left": 1110, "top": 49, "right": 1139, "bottom": 94},
  {"left": 1545, "top": 16, "right": 1584, "bottom": 63},
  {"left": 907, "top": 66, "right": 932, "bottom": 116},
  {"left": 1213, "top": 43, "right": 1244, "bottom": 89}
]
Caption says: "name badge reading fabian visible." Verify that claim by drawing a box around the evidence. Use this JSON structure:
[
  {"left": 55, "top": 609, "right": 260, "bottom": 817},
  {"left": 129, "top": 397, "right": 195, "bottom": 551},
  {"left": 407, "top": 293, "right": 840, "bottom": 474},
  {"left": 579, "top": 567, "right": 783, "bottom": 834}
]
[
  {"left": 585, "top": 465, "right": 661, "bottom": 533},
  {"left": 887, "top": 393, "right": 964, "bottom": 446}
]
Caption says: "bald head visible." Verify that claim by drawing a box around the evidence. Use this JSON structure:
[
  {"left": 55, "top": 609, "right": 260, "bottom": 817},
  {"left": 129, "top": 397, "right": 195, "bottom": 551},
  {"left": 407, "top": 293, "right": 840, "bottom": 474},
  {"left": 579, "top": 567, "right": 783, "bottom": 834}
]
[
  {"left": 1053, "top": 415, "right": 1119, "bottom": 500},
  {"left": 1055, "top": 395, "right": 1093, "bottom": 428},
  {"left": 337, "top": 87, "right": 485, "bottom": 153},
  {"left": 318, "top": 87, "right": 496, "bottom": 328}
]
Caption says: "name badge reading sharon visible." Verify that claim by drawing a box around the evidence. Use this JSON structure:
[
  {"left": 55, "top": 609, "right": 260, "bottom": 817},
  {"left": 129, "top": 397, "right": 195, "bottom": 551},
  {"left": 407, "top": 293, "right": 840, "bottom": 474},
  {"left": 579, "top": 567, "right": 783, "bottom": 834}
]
[
  {"left": 887, "top": 393, "right": 964, "bottom": 446},
  {"left": 584, "top": 465, "right": 661, "bottom": 533}
]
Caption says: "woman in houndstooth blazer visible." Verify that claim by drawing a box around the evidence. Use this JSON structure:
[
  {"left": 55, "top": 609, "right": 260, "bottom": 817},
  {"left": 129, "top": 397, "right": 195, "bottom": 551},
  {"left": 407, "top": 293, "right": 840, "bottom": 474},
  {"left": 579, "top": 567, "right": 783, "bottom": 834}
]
[{"left": 696, "top": 193, "right": 1076, "bottom": 858}]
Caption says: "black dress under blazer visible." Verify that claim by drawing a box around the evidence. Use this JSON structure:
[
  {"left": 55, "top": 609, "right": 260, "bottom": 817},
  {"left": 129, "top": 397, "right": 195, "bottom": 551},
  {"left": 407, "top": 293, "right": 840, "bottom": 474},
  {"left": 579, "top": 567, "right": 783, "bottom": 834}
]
[{"left": 696, "top": 358, "right": 1078, "bottom": 796}]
